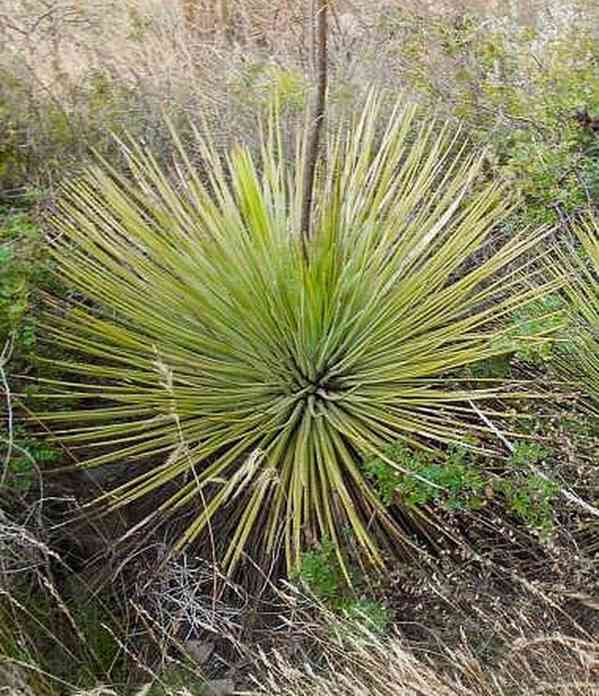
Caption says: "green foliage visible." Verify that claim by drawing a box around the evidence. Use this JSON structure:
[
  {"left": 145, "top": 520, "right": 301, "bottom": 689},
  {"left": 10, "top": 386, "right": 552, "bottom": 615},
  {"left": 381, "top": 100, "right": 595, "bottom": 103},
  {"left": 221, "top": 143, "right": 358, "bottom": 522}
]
[
  {"left": 0, "top": 197, "right": 75, "bottom": 375},
  {"left": 401, "top": 444, "right": 487, "bottom": 511},
  {"left": 231, "top": 63, "right": 308, "bottom": 114},
  {"left": 465, "top": 353, "right": 512, "bottom": 379},
  {"left": 499, "top": 119, "right": 599, "bottom": 227},
  {"left": 384, "top": 8, "right": 599, "bottom": 226},
  {"left": 339, "top": 598, "right": 391, "bottom": 635},
  {"left": 363, "top": 441, "right": 487, "bottom": 512},
  {"left": 0, "top": 208, "right": 46, "bottom": 355},
  {"left": 0, "top": 73, "right": 31, "bottom": 188},
  {"left": 1, "top": 426, "right": 61, "bottom": 493},
  {"left": 507, "top": 440, "right": 549, "bottom": 468},
  {"left": 498, "top": 473, "right": 559, "bottom": 534},
  {"left": 0, "top": 610, "right": 57, "bottom": 696},
  {"left": 126, "top": 4, "right": 154, "bottom": 42},
  {"left": 363, "top": 437, "right": 560, "bottom": 535},
  {"left": 361, "top": 441, "right": 412, "bottom": 506},
  {"left": 297, "top": 538, "right": 390, "bottom": 634},
  {"left": 0, "top": 60, "right": 155, "bottom": 192},
  {"left": 0, "top": 201, "right": 69, "bottom": 505},
  {"left": 45, "top": 94, "right": 554, "bottom": 576},
  {"left": 269, "top": 67, "right": 307, "bottom": 112},
  {"left": 492, "top": 295, "right": 567, "bottom": 366},
  {"left": 297, "top": 538, "right": 347, "bottom": 603}
]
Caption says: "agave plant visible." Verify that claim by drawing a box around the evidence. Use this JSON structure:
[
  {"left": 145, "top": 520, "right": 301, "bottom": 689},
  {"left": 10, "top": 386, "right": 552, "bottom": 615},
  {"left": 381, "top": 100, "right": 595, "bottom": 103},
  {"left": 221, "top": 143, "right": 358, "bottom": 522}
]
[
  {"left": 45, "top": 95, "right": 552, "bottom": 575},
  {"left": 552, "top": 215, "right": 599, "bottom": 417}
]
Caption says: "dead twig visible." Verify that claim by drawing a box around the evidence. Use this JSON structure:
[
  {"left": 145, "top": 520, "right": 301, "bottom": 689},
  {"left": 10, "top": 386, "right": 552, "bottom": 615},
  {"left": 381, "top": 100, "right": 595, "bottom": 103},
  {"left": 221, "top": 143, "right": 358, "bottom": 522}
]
[
  {"left": 300, "top": 0, "right": 329, "bottom": 263},
  {"left": 0, "top": 335, "right": 15, "bottom": 489}
]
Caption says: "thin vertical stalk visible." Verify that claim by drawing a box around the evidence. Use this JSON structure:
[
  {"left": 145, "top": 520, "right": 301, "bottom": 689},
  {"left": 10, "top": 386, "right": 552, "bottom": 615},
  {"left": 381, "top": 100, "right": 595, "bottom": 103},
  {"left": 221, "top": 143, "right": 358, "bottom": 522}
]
[{"left": 300, "top": 0, "right": 329, "bottom": 263}]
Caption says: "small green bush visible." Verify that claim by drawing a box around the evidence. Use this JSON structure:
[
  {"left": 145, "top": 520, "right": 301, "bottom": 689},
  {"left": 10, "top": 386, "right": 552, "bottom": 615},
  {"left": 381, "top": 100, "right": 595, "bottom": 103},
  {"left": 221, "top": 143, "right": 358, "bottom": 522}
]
[
  {"left": 363, "top": 438, "right": 560, "bottom": 535},
  {"left": 383, "top": 7, "right": 599, "bottom": 226},
  {"left": 296, "top": 538, "right": 390, "bottom": 634},
  {"left": 507, "top": 440, "right": 549, "bottom": 468},
  {"left": 506, "top": 295, "right": 567, "bottom": 365},
  {"left": 297, "top": 537, "right": 347, "bottom": 604},
  {"left": 0, "top": 201, "right": 69, "bottom": 507},
  {"left": 363, "top": 441, "right": 487, "bottom": 512},
  {"left": 498, "top": 473, "right": 559, "bottom": 534},
  {"left": 0, "top": 207, "right": 45, "bottom": 355},
  {"left": 1, "top": 425, "right": 60, "bottom": 493},
  {"left": 338, "top": 598, "right": 391, "bottom": 635}
]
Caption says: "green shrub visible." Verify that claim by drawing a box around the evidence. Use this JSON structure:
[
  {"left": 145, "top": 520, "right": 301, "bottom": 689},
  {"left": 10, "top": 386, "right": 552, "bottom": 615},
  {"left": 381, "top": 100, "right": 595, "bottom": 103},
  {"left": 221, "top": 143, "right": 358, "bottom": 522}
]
[
  {"left": 0, "top": 202, "right": 70, "bottom": 509},
  {"left": 400, "top": 444, "right": 486, "bottom": 511},
  {"left": 1, "top": 425, "right": 61, "bottom": 493},
  {"left": 339, "top": 598, "right": 391, "bottom": 635},
  {"left": 501, "top": 440, "right": 558, "bottom": 533},
  {"left": 0, "top": 62, "right": 165, "bottom": 192},
  {"left": 464, "top": 293, "right": 567, "bottom": 379},
  {"left": 363, "top": 437, "right": 560, "bottom": 535},
  {"left": 383, "top": 6, "right": 599, "bottom": 226},
  {"left": 363, "top": 441, "right": 487, "bottom": 512},
  {"left": 297, "top": 538, "right": 347, "bottom": 603},
  {"left": 231, "top": 63, "right": 308, "bottom": 113},
  {"left": 493, "top": 294, "right": 568, "bottom": 366},
  {"left": 44, "top": 94, "right": 553, "bottom": 576},
  {"left": 507, "top": 440, "right": 549, "bottom": 468},
  {"left": 498, "top": 474, "right": 559, "bottom": 535},
  {"left": 296, "top": 537, "right": 390, "bottom": 634},
  {"left": 0, "top": 207, "right": 45, "bottom": 355}
]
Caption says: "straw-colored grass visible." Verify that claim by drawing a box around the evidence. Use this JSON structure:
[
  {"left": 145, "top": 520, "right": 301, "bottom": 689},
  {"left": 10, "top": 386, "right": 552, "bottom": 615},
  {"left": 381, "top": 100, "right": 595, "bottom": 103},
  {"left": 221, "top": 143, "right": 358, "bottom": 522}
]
[{"left": 1, "top": 0, "right": 593, "bottom": 191}]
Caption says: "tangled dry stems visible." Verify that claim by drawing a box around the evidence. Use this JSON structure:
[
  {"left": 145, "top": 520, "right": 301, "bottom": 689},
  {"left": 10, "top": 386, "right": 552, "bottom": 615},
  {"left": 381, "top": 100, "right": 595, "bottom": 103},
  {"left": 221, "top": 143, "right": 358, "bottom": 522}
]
[
  {"left": 2, "top": 0, "right": 595, "bottom": 191},
  {"left": 1, "top": 483, "right": 598, "bottom": 695}
]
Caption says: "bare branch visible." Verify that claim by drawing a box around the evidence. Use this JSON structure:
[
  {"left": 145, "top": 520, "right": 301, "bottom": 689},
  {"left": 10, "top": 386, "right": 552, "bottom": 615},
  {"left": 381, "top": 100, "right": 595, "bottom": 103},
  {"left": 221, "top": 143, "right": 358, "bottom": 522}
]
[
  {"left": 0, "top": 335, "right": 15, "bottom": 489},
  {"left": 300, "top": 0, "right": 328, "bottom": 262}
]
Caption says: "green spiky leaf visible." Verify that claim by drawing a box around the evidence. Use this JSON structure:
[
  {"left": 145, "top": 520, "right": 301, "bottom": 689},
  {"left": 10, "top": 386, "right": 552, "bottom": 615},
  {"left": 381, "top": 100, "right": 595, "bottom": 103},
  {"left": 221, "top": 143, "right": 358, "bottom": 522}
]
[{"left": 43, "top": 95, "right": 554, "bottom": 575}]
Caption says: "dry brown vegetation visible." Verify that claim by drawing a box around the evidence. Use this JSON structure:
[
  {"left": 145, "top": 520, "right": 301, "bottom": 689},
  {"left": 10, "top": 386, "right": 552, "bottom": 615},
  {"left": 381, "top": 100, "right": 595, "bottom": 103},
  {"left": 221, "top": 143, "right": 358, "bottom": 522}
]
[{"left": 2, "top": 0, "right": 595, "bottom": 191}]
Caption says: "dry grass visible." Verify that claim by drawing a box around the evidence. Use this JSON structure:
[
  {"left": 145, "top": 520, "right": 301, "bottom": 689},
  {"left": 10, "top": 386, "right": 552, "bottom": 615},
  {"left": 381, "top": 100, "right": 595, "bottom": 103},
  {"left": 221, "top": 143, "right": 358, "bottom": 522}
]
[
  {"left": 1, "top": 0, "right": 586, "bottom": 89},
  {"left": 3, "top": 489, "right": 597, "bottom": 696},
  {"left": 2, "top": 494, "right": 598, "bottom": 696},
  {"left": 1, "top": 0, "right": 594, "bottom": 191},
  {"left": 251, "top": 608, "right": 599, "bottom": 695}
]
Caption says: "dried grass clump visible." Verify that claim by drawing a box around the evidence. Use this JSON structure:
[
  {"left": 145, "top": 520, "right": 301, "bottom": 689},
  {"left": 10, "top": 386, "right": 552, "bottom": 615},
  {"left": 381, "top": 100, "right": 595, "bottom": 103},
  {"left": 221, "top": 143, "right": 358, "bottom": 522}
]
[
  {"left": 2, "top": 0, "right": 594, "bottom": 191},
  {"left": 250, "top": 591, "right": 599, "bottom": 696},
  {"left": 0, "top": 498, "right": 65, "bottom": 592}
]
